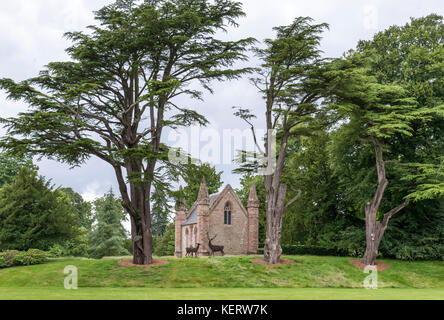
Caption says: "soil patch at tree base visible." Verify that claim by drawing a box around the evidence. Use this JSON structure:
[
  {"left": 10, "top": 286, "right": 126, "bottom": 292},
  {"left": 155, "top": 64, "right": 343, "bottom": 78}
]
[
  {"left": 250, "top": 258, "right": 296, "bottom": 267},
  {"left": 118, "top": 260, "right": 169, "bottom": 269},
  {"left": 349, "top": 260, "right": 389, "bottom": 271}
]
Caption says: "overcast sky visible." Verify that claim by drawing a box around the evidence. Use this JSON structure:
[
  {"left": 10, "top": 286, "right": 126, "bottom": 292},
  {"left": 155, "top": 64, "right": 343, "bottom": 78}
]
[{"left": 0, "top": 0, "right": 443, "bottom": 203}]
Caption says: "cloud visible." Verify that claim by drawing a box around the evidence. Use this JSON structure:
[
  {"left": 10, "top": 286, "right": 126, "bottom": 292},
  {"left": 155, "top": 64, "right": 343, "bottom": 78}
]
[
  {"left": 81, "top": 181, "right": 103, "bottom": 202},
  {"left": 0, "top": 0, "right": 443, "bottom": 195}
]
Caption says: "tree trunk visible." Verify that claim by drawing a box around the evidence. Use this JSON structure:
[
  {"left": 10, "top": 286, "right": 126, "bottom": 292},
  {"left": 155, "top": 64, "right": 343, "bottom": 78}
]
[
  {"left": 130, "top": 186, "right": 153, "bottom": 265},
  {"left": 363, "top": 204, "right": 383, "bottom": 266},
  {"left": 263, "top": 130, "right": 289, "bottom": 264},
  {"left": 264, "top": 184, "right": 287, "bottom": 264},
  {"left": 114, "top": 162, "right": 154, "bottom": 265},
  {"left": 362, "top": 139, "right": 410, "bottom": 266}
]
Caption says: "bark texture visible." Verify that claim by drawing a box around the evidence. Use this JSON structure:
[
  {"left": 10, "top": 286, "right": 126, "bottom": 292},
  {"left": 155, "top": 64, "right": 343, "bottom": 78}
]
[
  {"left": 263, "top": 133, "right": 302, "bottom": 264},
  {"left": 363, "top": 139, "right": 410, "bottom": 266}
]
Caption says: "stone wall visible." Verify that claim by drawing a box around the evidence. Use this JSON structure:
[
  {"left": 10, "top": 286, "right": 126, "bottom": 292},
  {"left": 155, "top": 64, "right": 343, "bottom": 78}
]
[
  {"left": 175, "top": 183, "right": 259, "bottom": 257},
  {"left": 207, "top": 191, "right": 249, "bottom": 255}
]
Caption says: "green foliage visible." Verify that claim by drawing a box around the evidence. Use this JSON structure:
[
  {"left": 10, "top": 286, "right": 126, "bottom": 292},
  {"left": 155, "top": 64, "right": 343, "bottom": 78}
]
[
  {"left": 355, "top": 14, "right": 444, "bottom": 202},
  {"left": 4, "top": 256, "right": 444, "bottom": 290},
  {"left": 317, "top": 225, "right": 366, "bottom": 257},
  {"left": 0, "top": 0, "right": 255, "bottom": 262},
  {"left": 325, "top": 53, "right": 429, "bottom": 140},
  {"left": 234, "top": 17, "right": 330, "bottom": 174},
  {"left": 401, "top": 159, "right": 444, "bottom": 201},
  {"left": 181, "top": 162, "right": 223, "bottom": 208},
  {"left": 258, "top": 245, "right": 342, "bottom": 256},
  {"left": 0, "top": 0, "right": 254, "bottom": 167},
  {"left": 12, "top": 249, "right": 48, "bottom": 266},
  {"left": 0, "top": 152, "right": 37, "bottom": 188},
  {"left": 88, "top": 190, "right": 129, "bottom": 259},
  {"left": 47, "top": 244, "right": 65, "bottom": 258},
  {"left": 0, "top": 168, "right": 79, "bottom": 251},
  {"left": 60, "top": 188, "right": 93, "bottom": 231},
  {"left": 153, "top": 223, "right": 175, "bottom": 256},
  {"left": 236, "top": 174, "right": 266, "bottom": 244},
  {"left": 124, "top": 238, "right": 134, "bottom": 255},
  {"left": 48, "top": 239, "right": 89, "bottom": 258},
  {"left": 281, "top": 132, "right": 341, "bottom": 245},
  {"left": 151, "top": 185, "right": 173, "bottom": 237},
  {"left": 0, "top": 249, "right": 47, "bottom": 268},
  {"left": 0, "top": 250, "right": 20, "bottom": 268}
]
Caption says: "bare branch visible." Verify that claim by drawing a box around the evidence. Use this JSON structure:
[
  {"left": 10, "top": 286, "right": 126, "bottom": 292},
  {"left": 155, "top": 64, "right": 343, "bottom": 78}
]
[{"left": 284, "top": 189, "right": 302, "bottom": 212}]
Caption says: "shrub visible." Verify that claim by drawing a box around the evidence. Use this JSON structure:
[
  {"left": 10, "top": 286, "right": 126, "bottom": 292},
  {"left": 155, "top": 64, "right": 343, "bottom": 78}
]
[
  {"left": 10, "top": 249, "right": 48, "bottom": 266},
  {"left": 48, "top": 240, "right": 88, "bottom": 258},
  {"left": 0, "top": 256, "right": 6, "bottom": 268},
  {"left": 48, "top": 244, "right": 65, "bottom": 258},
  {"left": 0, "top": 250, "right": 20, "bottom": 267},
  {"left": 63, "top": 241, "right": 88, "bottom": 257}
]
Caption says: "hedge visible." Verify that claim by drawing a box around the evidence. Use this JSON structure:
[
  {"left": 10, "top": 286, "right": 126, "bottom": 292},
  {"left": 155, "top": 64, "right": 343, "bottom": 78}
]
[
  {"left": 0, "top": 249, "right": 48, "bottom": 268},
  {"left": 257, "top": 245, "right": 347, "bottom": 256}
]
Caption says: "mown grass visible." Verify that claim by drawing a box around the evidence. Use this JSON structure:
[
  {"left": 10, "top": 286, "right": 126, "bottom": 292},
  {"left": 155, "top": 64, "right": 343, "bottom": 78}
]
[
  {"left": 2, "top": 287, "right": 444, "bottom": 300},
  {"left": 1, "top": 255, "right": 444, "bottom": 290}
]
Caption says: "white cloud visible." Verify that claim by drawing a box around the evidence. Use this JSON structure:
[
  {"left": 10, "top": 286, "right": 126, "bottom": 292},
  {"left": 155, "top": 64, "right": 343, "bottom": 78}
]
[
  {"left": 0, "top": 0, "right": 443, "bottom": 193},
  {"left": 81, "top": 181, "right": 103, "bottom": 202}
]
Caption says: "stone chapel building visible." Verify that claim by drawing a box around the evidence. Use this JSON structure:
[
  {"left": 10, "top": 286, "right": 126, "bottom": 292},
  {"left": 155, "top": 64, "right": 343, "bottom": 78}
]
[{"left": 174, "top": 180, "right": 259, "bottom": 257}]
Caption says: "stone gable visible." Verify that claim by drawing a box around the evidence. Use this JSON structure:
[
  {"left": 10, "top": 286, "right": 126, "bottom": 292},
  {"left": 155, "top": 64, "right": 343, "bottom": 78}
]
[{"left": 174, "top": 181, "right": 259, "bottom": 257}]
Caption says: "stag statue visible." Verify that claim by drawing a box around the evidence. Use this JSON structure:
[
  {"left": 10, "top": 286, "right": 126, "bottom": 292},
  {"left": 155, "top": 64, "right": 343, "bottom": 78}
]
[
  {"left": 185, "top": 243, "right": 200, "bottom": 257},
  {"left": 207, "top": 233, "right": 225, "bottom": 256}
]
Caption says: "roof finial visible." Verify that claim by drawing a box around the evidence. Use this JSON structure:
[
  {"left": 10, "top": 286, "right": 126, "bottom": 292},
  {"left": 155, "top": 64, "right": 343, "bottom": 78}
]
[
  {"left": 249, "top": 182, "right": 258, "bottom": 201},
  {"left": 248, "top": 181, "right": 259, "bottom": 205},
  {"left": 197, "top": 177, "right": 209, "bottom": 201},
  {"left": 176, "top": 185, "right": 186, "bottom": 211}
]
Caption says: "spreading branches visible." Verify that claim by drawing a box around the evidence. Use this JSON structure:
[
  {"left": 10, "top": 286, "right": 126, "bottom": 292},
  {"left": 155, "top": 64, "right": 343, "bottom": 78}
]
[{"left": 0, "top": 0, "right": 255, "bottom": 264}]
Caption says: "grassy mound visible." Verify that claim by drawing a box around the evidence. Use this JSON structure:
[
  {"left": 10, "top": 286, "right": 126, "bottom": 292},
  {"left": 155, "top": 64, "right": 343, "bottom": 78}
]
[{"left": 1, "top": 255, "right": 444, "bottom": 289}]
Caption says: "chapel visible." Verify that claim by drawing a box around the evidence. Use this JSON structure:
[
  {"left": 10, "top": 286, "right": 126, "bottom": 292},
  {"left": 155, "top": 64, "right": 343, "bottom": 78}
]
[{"left": 174, "top": 180, "right": 259, "bottom": 257}]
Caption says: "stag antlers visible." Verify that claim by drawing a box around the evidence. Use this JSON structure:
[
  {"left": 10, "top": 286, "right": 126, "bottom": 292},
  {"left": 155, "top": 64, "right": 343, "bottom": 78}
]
[{"left": 207, "top": 232, "right": 225, "bottom": 256}]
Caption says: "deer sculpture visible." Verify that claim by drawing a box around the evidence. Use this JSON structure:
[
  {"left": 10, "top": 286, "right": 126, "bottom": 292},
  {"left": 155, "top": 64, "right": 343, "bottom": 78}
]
[
  {"left": 185, "top": 243, "right": 200, "bottom": 257},
  {"left": 207, "top": 232, "right": 225, "bottom": 256}
]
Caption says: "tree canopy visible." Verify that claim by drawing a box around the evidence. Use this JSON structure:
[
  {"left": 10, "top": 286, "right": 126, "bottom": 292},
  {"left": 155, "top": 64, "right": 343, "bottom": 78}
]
[
  {"left": 235, "top": 17, "right": 330, "bottom": 264},
  {"left": 0, "top": 0, "right": 255, "bottom": 265},
  {"left": 0, "top": 168, "right": 79, "bottom": 251},
  {"left": 88, "top": 189, "right": 129, "bottom": 259},
  {"left": 0, "top": 152, "right": 37, "bottom": 188}
]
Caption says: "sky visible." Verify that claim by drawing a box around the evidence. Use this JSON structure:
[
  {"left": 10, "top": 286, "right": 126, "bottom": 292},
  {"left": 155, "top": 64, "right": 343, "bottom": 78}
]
[{"left": 0, "top": 0, "right": 443, "bottom": 204}]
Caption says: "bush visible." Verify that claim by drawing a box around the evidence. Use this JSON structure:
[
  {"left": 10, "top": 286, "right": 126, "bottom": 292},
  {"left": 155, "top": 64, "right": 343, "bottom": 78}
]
[
  {"left": 48, "top": 244, "right": 65, "bottom": 258},
  {"left": 48, "top": 240, "right": 88, "bottom": 258},
  {"left": 317, "top": 226, "right": 366, "bottom": 257},
  {"left": 13, "top": 249, "right": 48, "bottom": 266},
  {"left": 0, "top": 250, "right": 20, "bottom": 267},
  {"left": 0, "top": 256, "right": 6, "bottom": 268},
  {"left": 0, "top": 249, "right": 48, "bottom": 268}
]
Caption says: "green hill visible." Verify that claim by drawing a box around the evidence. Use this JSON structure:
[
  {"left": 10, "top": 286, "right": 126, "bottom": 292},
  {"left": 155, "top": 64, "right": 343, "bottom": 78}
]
[{"left": 1, "top": 255, "right": 444, "bottom": 299}]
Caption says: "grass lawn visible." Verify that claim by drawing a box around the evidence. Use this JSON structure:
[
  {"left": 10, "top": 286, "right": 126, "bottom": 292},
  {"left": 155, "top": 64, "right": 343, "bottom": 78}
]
[
  {"left": 1, "top": 255, "right": 444, "bottom": 300},
  {"left": 1, "top": 287, "right": 444, "bottom": 300}
]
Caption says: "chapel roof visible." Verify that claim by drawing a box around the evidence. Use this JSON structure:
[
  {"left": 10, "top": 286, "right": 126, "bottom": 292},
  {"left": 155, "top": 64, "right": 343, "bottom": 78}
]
[
  {"left": 181, "top": 183, "right": 249, "bottom": 226},
  {"left": 182, "top": 207, "right": 197, "bottom": 225},
  {"left": 182, "top": 192, "right": 220, "bottom": 226}
]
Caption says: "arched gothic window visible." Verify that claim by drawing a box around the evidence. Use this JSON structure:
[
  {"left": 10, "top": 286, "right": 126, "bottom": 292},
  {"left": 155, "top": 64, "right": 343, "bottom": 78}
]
[
  {"left": 224, "top": 203, "right": 232, "bottom": 225},
  {"left": 185, "top": 228, "right": 189, "bottom": 246}
]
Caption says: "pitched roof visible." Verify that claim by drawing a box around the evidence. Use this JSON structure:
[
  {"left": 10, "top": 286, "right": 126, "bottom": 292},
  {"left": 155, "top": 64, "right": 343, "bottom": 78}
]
[
  {"left": 182, "top": 192, "right": 219, "bottom": 226},
  {"left": 181, "top": 185, "right": 248, "bottom": 226},
  {"left": 209, "top": 193, "right": 220, "bottom": 207},
  {"left": 182, "top": 206, "right": 197, "bottom": 225}
]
